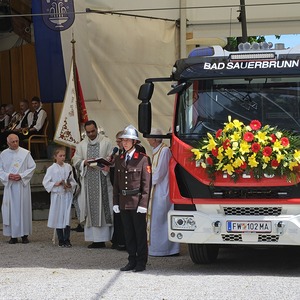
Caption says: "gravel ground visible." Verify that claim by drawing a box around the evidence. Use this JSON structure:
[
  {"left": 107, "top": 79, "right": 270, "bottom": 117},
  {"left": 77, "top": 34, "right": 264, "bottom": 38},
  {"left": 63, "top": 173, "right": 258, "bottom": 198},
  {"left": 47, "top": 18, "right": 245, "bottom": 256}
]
[
  {"left": 0, "top": 219, "right": 193, "bottom": 300},
  {"left": 1, "top": 220, "right": 300, "bottom": 300}
]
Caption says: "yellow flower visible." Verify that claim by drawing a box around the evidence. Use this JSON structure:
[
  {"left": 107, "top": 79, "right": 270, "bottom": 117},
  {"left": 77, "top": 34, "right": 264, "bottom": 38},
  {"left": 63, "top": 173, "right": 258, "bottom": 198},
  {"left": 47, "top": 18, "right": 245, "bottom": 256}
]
[
  {"left": 239, "top": 141, "right": 251, "bottom": 154},
  {"left": 273, "top": 140, "right": 283, "bottom": 152},
  {"left": 224, "top": 122, "right": 234, "bottom": 132},
  {"left": 276, "top": 153, "right": 285, "bottom": 163},
  {"left": 232, "top": 119, "right": 243, "bottom": 129},
  {"left": 275, "top": 132, "right": 282, "bottom": 139},
  {"left": 289, "top": 161, "right": 298, "bottom": 170},
  {"left": 255, "top": 131, "right": 268, "bottom": 144},
  {"left": 263, "top": 156, "right": 271, "bottom": 163},
  {"left": 248, "top": 154, "right": 259, "bottom": 168},
  {"left": 222, "top": 164, "right": 235, "bottom": 175},
  {"left": 294, "top": 150, "right": 300, "bottom": 163},
  {"left": 191, "top": 148, "right": 202, "bottom": 160},
  {"left": 206, "top": 133, "right": 217, "bottom": 151},
  {"left": 225, "top": 147, "right": 234, "bottom": 159},
  {"left": 232, "top": 157, "right": 244, "bottom": 168},
  {"left": 217, "top": 151, "right": 224, "bottom": 162},
  {"left": 230, "top": 132, "right": 241, "bottom": 142}
]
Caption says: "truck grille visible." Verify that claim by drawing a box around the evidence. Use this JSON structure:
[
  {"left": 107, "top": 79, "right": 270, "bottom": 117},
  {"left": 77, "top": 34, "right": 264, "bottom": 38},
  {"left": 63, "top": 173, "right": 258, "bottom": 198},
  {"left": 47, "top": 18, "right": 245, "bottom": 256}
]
[
  {"left": 212, "top": 189, "right": 289, "bottom": 198},
  {"left": 223, "top": 206, "right": 282, "bottom": 216},
  {"left": 222, "top": 234, "right": 280, "bottom": 242},
  {"left": 258, "top": 235, "right": 279, "bottom": 242},
  {"left": 222, "top": 234, "right": 242, "bottom": 242}
]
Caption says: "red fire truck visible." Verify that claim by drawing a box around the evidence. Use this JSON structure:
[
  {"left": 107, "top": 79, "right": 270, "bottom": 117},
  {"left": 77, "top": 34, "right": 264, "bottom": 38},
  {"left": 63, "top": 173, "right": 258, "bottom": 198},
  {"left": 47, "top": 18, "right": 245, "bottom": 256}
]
[{"left": 138, "top": 42, "right": 300, "bottom": 264}]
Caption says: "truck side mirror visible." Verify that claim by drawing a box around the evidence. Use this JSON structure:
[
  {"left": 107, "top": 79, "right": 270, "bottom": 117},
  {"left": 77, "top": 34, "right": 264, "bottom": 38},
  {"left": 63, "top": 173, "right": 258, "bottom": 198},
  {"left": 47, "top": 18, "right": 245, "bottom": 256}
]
[
  {"left": 138, "top": 102, "right": 152, "bottom": 134},
  {"left": 138, "top": 82, "right": 154, "bottom": 101}
]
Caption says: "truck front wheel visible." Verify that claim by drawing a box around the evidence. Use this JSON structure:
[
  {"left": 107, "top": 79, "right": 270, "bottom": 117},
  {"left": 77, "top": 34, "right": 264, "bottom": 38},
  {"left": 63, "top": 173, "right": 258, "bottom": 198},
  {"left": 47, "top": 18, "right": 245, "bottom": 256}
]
[{"left": 188, "top": 244, "right": 219, "bottom": 264}]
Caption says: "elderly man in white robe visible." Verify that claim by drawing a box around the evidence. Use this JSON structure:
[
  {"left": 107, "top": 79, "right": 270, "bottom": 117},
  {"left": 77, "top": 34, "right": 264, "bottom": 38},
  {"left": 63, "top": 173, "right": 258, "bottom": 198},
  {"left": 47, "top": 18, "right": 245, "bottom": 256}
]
[
  {"left": 0, "top": 133, "right": 36, "bottom": 244},
  {"left": 147, "top": 128, "right": 180, "bottom": 256},
  {"left": 72, "top": 120, "right": 114, "bottom": 248}
]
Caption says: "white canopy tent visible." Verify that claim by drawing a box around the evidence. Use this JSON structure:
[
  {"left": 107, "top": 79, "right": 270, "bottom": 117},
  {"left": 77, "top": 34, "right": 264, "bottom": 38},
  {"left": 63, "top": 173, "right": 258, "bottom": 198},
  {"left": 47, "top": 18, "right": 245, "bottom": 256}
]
[
  {"left": 2, "top": 0, "right": 300, "bottom": 152},
  {"left": 67, "top": 0, "right": 300, "bottom": 150}
]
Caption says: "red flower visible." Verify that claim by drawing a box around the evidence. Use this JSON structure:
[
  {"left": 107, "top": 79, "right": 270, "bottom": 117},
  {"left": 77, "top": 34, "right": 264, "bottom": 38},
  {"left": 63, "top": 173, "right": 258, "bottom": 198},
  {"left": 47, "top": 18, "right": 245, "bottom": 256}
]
[
  {"left": 243, "top": 132, "right": 254, "bottom": 142},
  {"left": 235, "top": 169, "right": 243, "bottom": 174},
  {"left": 211, "top": 148, "right": 219, "bottom": 157},
  {"left": 251, "top": 142, "right": 261, "bottom": 153},
  {"left": 223, "top": 139, "right": 231, "bottom": 149},
  {"left": 240, "top": 162, "right": 247, "bottom": 170},
  {"left": 280, "top": 137, "right": 289, "bottom": 147},
  {"left": 206, "top": 157, "right": 214, "bottom": 165},
  {"left": 250, "top": 120, "right": 261, "bottom": 131},
  {"left": 270, "top": 134, "right": 277, "bottom": 143},
  {"left": 262, "top": 146, "right": 272, "bottom": 157},
  {"left": 271, "top": 159, "right": 279, "bottom": 168},
  {"left": 216, "top": 129, "right": 222, "bottom": 138},
  {"left": 235, "top": 162, "right": 247, "bottom": 174}
]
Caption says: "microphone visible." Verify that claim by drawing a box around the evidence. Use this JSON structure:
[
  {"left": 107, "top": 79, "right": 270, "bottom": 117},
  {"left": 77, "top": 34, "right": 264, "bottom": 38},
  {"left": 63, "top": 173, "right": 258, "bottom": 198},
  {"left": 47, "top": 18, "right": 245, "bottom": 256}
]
[
  {"left": 110, "top": 147, "right": 119, "bottom": 160},
  {"left": 98, "top": 147, "right": 119, "bottom": 167}
]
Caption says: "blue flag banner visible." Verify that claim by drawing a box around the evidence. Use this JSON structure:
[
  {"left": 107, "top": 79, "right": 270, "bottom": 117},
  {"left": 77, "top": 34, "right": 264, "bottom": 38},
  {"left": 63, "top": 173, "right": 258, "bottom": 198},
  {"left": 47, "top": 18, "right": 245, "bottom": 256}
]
[{"left": 32, "top": 0, "right": 69, "bottom": 103}]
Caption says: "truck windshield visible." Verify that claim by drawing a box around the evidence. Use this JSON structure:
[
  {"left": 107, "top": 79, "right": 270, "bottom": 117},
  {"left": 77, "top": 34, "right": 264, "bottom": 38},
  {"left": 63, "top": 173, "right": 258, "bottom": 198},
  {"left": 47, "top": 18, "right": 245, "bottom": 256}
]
[{"left": 175, "top": 77, "right": 300, "bottom": 144}]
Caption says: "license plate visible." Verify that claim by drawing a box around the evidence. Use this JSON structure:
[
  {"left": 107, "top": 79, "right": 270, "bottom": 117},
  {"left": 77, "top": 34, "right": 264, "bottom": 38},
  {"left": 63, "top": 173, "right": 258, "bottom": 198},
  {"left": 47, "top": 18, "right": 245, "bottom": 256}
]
[{"left": 227, "top": 221, "right": 272, "bottom": 233}]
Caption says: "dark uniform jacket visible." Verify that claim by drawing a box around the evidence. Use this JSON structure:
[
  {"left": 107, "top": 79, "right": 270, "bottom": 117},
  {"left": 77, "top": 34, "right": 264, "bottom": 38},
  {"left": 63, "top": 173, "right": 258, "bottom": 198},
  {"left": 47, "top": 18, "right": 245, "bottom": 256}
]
[{"left": 113, "top": 150, "right": 152, "bottom": 210}]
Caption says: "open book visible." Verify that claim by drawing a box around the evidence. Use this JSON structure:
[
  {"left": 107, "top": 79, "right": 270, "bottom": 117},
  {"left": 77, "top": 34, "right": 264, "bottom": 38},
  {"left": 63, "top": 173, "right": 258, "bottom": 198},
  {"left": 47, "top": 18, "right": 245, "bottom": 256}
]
[{"left": 86, "top": 157, "right": 112, "bottom": 166}]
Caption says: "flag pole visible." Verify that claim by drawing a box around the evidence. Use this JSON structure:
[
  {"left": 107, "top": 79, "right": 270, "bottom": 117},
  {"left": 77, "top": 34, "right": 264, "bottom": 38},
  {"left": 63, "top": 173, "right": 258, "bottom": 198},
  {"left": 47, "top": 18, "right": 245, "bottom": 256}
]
[
  {"left": 54, "top": 34, "right": 88, "bottom": 150},
  {"left": 71, "top": 34, "right": 83, "bottom": 137}
]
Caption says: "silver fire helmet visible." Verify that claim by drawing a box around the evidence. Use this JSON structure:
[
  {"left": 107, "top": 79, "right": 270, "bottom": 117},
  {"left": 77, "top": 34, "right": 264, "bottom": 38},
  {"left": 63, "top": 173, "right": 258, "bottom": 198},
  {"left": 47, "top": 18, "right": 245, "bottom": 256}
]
[{"left": 120, "top": 125, "right": 140, "bottom": 140}]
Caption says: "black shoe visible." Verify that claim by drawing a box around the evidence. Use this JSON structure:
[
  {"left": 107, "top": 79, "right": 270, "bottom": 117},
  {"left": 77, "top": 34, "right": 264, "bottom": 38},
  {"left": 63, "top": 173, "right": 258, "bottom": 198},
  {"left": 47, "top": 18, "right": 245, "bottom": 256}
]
[
  {"left": 65, "top": 240, "right": 72, "bottom": 247},
  {"left": 21, "top": 236, "right": 29, "bottom": 244},
  {"left": 71, "top": 224, "right": 84, "bottom": 232},
  {"left": 87, "top": 242, "right": 106, "bottom": 249},
  {"left": 120, "top": 263, "right": 136, "bottom": 271},
  {"left": 111, "top": 243, "right": 118, "bottom": 249},
  {"left": 117, "top": 245, "right": 126, "bottom": 251},
  {"left": 58, "top": 240, "right": 65, "bottom": 247},
  {"left": 133, "top": 266, "right": 146, "bottom": 272},
  {"left": 8, "top": 238, "right": 18, "bottom": 244}
]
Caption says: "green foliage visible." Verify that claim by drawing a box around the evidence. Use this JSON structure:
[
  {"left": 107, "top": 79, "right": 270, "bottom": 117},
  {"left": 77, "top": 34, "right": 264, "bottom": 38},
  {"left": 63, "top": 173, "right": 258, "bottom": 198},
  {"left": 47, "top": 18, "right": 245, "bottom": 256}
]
[{"left": 225, "top": 36, "right": 269, "bottom": 51}]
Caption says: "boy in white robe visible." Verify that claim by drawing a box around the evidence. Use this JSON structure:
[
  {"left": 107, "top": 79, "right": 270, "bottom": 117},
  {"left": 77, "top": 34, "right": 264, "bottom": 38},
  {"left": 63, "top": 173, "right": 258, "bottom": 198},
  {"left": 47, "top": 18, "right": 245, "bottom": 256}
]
[{"left": 43, "top": 147, "right": 77, "bottom": 247}]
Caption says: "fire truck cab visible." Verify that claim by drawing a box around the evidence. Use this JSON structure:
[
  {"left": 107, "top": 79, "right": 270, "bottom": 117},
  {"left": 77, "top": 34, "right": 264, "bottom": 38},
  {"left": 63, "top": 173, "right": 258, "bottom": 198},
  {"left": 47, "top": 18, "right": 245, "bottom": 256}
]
[{"left": 138, "top": 42, "right": 300, "bottom": 264}]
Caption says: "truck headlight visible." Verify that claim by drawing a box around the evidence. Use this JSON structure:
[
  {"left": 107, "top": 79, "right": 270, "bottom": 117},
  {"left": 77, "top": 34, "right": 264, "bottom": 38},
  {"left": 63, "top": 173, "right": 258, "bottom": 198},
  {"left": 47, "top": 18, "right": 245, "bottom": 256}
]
[{"left": 171, "top": 216, "right": 196, "bottom": 230}]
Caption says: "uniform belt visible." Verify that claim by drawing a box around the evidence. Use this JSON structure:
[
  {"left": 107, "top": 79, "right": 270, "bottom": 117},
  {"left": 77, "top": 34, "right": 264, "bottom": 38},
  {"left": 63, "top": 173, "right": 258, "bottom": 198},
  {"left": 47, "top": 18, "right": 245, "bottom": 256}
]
[{"left": 121, "top": 189, "right": 141, "bottom": 196}]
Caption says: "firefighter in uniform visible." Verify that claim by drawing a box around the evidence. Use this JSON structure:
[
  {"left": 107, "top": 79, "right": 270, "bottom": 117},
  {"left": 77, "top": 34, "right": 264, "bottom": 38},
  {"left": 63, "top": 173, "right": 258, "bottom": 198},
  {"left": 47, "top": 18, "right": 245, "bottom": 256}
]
[{"left": 113, "top": 125, "right": 152, "bottom": 272}]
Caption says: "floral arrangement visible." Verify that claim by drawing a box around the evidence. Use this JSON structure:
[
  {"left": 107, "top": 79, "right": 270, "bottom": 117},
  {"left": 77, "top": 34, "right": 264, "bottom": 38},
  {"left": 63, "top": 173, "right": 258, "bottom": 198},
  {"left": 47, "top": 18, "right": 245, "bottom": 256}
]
[{"left": 191, "top": 116, "right": 300, "bottom": 182}]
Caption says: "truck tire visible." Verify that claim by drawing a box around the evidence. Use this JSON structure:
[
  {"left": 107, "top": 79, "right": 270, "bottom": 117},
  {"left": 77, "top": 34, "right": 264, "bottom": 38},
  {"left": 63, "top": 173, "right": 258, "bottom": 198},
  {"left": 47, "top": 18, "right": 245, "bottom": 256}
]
[{"left": 188, "top": 244, "right": 219, "bottom": 264}]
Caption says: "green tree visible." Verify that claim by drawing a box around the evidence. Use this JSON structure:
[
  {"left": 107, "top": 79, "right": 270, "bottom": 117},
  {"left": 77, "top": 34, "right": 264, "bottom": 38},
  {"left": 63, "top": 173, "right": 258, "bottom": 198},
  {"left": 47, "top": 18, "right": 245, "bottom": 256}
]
[{"left": 225, "top": 35, "right": 280, "bottom": 51}]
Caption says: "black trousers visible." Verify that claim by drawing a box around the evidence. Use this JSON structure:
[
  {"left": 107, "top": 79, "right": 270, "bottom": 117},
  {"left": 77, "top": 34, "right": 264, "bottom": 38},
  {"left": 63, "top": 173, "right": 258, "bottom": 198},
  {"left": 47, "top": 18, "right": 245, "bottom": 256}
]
[
  {"left": 56, "top": 226, "right": 71, "bottom": 242},
  {"left": 111, "top": 212, "right": 126, "bottom": 247},
  {"left": 121, "top": 210, "right": 148, "bottom": 268}
]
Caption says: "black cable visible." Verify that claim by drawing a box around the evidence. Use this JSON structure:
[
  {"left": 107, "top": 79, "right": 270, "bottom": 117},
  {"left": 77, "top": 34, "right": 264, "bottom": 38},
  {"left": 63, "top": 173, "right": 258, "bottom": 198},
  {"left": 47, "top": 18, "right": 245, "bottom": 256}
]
[{"left": 1, "top": 2, "right": 300, "bottom": 18}]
